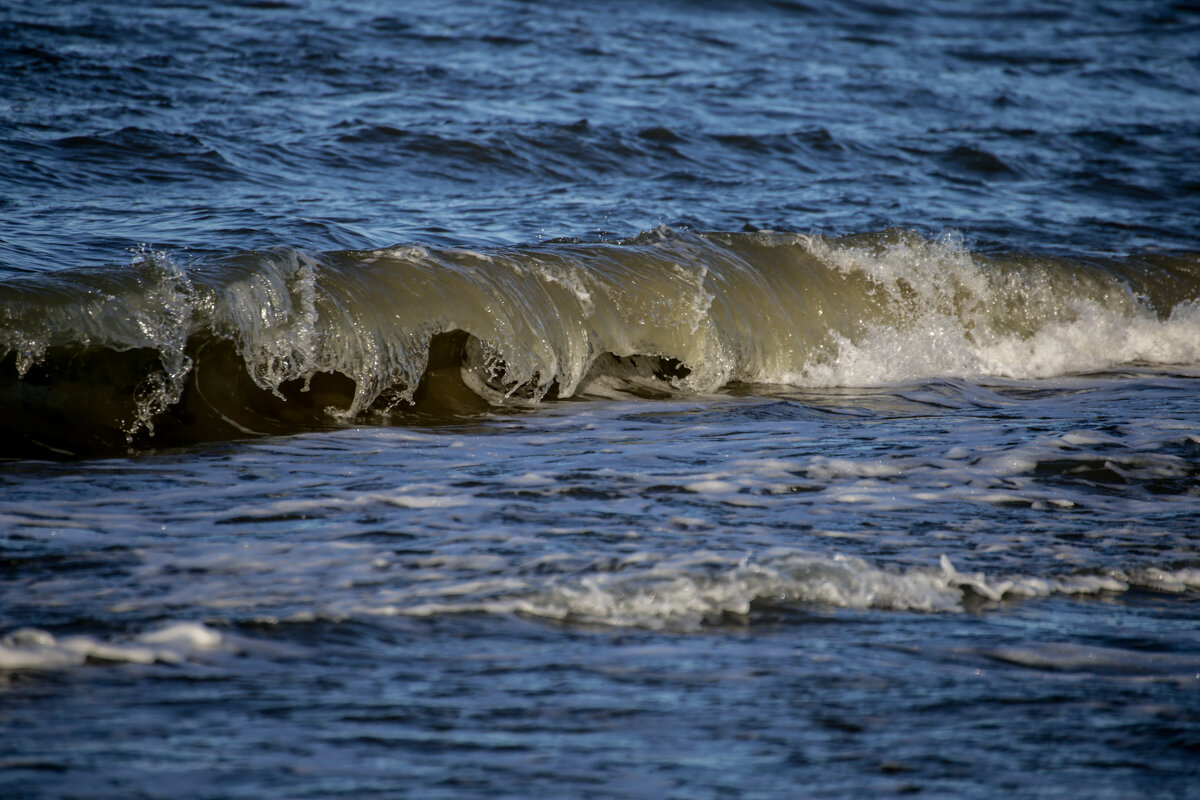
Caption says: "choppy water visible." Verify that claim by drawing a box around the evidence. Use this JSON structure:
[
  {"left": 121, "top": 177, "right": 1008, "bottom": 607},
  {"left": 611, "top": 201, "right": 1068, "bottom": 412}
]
[{"left": 2, "top": 1, "right": 1199, "bottom": 798}]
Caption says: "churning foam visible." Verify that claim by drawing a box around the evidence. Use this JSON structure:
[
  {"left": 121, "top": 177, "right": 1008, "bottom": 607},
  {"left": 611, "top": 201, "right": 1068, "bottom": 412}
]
[{"left": 794, "top": 232, "right": 1200, "bottom": 386}]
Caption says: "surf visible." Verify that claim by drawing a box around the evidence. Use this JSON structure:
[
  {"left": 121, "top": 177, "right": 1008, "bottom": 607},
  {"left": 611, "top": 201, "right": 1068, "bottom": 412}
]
[{"left": 1, "top": 227, "right": 1198, "bottom": 457}]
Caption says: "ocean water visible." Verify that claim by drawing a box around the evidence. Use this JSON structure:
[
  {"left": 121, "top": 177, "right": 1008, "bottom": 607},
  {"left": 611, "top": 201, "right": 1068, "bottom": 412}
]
[{"left": 2, "top": 1, "right": 1200, "bottom": 797}]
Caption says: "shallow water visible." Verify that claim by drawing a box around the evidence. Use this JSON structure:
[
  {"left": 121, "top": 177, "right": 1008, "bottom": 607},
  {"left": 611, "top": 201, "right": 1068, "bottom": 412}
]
[
  {"left": 4, "top": 377, "right": 1199, "bottom": 798},
  {"left": 2, "top": 0, "right": 1199, "bottom": 797}
]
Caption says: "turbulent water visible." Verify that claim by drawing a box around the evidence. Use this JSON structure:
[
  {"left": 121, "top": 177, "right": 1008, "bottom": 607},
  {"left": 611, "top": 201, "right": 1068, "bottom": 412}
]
[{"left": 2, "top": 1, "right": 1200, "bottom": 798}]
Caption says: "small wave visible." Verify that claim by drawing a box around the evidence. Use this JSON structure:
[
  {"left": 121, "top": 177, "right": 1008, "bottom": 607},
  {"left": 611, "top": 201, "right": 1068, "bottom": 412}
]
[
  {"left": 981, "top": 642, "right": 1200, "bottom": 677},
  {"left": 3, "top": 556, "right": 1196, "bottom": 658},
  {"left": 1, "top": 228, "right": 1198, "bottom": 456},
  {"left": 357, "top": 552, "right": 1198, "bottom": 631}
]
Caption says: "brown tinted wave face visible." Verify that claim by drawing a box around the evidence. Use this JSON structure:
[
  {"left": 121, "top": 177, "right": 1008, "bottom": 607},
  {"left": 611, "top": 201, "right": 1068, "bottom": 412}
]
[{"left": 2, "top": 230, "right": 1198, "bottom": 457}]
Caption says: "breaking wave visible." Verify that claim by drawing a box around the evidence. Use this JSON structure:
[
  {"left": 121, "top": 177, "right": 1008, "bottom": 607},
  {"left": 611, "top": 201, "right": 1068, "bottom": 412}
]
[{"left": 2, "top": 228, "right": 1198, "bottom": 456}]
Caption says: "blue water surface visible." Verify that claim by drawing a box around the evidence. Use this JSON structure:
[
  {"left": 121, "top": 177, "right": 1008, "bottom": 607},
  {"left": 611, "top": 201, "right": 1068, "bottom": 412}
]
[{"left": 2, "top": 2, "right": 1199, "bottom": 798}]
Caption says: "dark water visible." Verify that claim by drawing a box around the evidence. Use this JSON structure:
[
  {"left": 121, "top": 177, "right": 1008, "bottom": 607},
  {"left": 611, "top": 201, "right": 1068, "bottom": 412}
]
[{"left": 2, "top": 1, "right": 1200, "bottom": 798}]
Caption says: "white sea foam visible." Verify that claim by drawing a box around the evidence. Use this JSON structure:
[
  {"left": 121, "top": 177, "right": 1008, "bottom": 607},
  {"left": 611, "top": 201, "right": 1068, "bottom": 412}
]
[
  {"left": 506, "top": 471, "right": 555, "bottom": 486},
  {"left": 332, "top": 551, "right": 1183, "bottom": 631},
  {"left": 785, "top": 234, "right": 1200, "bottom": 388},
  {"left": 511, "top": 553, "right": 1196, "bottom": 629},
  {"left": 683, "top": 479, "right": 739, "bottom": 494},
  {"left": 804, "top": 456, "right": 905, "bottom": 480},
  {"left": 0, "top": 622, "right": 225, "bottom": 671}
]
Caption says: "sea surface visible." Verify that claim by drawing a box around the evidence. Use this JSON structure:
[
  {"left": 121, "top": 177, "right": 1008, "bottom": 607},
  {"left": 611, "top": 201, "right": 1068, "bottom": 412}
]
[{"left": 2, "top": 1, "right": 1200, "bottom": 797}]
